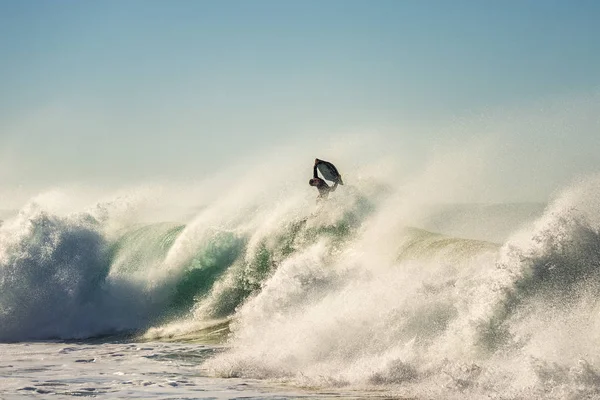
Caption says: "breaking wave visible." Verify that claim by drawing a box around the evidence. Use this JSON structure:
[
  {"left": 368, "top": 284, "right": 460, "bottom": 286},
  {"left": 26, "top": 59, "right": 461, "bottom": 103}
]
[{"left": 2, "top": 167, "right": 600, "bottom": 398}]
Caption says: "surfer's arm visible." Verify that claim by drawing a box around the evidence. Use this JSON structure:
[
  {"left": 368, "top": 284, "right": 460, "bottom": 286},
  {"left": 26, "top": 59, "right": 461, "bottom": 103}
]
[{"left": 313, "top": 163, "right": 319, "bottom": 179}]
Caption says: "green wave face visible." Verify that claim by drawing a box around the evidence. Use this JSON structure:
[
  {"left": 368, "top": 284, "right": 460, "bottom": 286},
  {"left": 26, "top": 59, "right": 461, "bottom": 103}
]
[
  {"left": 170, "top": 231, "right": 247, "bottom": 313},
  {"left": 186, "top": 193, "right": 377, "bottom": 321},
  {"left": 109, "top": 223, "right": 185, "bottom": 274}
]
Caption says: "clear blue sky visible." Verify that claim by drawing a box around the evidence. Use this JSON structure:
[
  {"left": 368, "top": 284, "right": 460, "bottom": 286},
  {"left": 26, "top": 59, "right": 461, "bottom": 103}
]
[{"left": 1, "top": 0, "right": 599, "bottom": 193}]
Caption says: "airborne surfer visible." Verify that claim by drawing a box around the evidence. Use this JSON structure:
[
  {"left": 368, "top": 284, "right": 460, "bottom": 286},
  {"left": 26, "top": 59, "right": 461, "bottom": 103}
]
[{"left": 309, "top": 158, "right": 343, "bottom": 201}]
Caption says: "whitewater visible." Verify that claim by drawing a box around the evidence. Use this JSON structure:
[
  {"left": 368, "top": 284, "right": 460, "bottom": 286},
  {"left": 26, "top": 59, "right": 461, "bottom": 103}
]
[{"left": 2, "top": 146, "right": 600, "bottom": 399}]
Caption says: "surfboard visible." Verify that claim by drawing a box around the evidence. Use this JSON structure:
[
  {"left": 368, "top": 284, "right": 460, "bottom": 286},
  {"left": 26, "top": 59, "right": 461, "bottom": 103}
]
[{"left": 316, "top": 160, "right": 344, "bottom": 185}]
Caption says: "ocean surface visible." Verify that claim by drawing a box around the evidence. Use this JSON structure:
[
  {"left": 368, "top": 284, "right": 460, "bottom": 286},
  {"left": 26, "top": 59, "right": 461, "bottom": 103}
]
[{"left": 2, "top": 172, "right": 600, "bottom": 399}]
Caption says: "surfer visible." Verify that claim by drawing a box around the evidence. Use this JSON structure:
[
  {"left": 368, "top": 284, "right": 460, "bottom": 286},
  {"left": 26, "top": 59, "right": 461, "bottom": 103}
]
[{"left": 309, "top": 158, "right": 342, "bottom": 200}]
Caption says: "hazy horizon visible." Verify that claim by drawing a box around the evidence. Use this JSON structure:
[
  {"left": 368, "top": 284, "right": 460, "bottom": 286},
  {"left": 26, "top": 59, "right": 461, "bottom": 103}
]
[{"left": 2, "top": 1, "right": 599, "bottom": 207}]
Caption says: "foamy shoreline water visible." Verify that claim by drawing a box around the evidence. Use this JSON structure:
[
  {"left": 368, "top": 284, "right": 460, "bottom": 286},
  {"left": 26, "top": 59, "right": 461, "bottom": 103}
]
[{"left": 1, "top": 340, "right": 391, "bottom": 399}]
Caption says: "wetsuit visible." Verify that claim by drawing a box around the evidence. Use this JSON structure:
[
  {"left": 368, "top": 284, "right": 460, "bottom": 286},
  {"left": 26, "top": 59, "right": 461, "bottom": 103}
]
[{"left": 313, "top": 163, "right": 338, "bottom": 200}]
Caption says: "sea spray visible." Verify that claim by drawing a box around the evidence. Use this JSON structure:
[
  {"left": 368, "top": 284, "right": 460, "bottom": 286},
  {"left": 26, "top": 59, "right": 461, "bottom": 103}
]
[
  {"left": 0, "top": 205, "right": 114, "bottom": 340},
  {"left": 204, "top": 175, "right": 600, "bottom": 398},
  {"left": 4, "top": 168, "right": 599, "bottom": 397},
  {"left": 145, "top": 187, "right": 380, "bottom": 339}
]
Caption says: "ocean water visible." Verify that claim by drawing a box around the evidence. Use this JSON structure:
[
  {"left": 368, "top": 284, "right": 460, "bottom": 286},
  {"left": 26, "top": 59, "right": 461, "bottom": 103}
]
[
  {"left": 1, "top": 340, "right": 380, "bottom": 399},
  {"left": 2, "top": 165, "right": 600, "bottom": 399}
]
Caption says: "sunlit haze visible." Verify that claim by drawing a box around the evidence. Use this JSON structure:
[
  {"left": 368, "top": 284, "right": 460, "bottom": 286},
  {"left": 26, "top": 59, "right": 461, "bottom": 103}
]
[{"left": 1, "top": 1, "right": 599, "bottom": 205}]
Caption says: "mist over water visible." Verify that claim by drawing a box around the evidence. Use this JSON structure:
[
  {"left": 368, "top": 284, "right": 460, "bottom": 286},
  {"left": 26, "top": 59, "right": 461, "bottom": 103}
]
[
  {"left": 199, "top": 174, "right": 600, "bottom": 399},
  {"left": 1, "top": 131, "right": 600, "bottom": 398}
]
